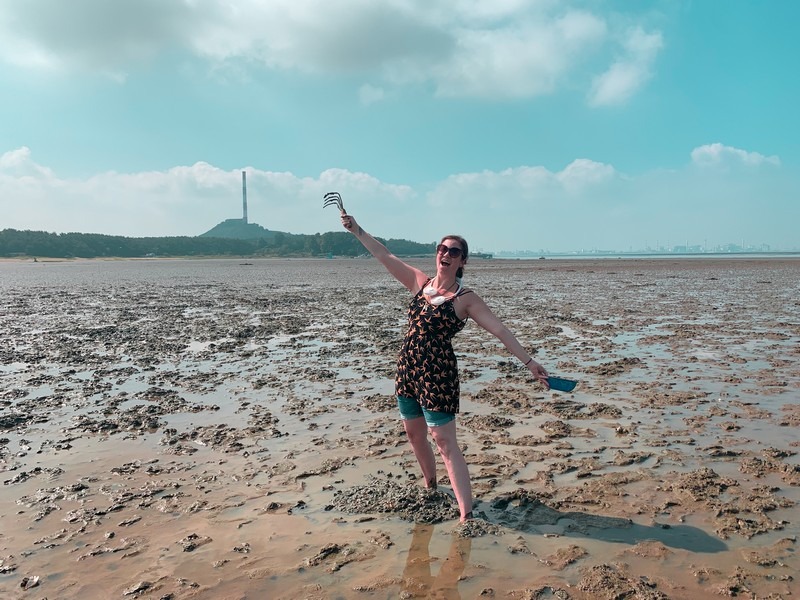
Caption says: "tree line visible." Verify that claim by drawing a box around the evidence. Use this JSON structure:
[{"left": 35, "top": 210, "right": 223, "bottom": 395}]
[{"left": 0, "top": 229, "right": 436, "bottom": 259}]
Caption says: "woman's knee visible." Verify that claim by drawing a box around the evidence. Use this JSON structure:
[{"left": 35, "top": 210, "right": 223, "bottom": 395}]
[
  {"left": 430, "top": 426, "right": 459, "bottom": 458},
  {"left": 403, "top": 417, "right": 429, "bottom": 444}
]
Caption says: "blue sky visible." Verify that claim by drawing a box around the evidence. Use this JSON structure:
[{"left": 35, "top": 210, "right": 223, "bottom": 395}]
[{"left": 1, "top": 0, "right": 798, "bottom": 252}]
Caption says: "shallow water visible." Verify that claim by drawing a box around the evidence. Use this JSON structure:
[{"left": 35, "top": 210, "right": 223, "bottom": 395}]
[{"left": 1, "top": 257, "right": 799, "bottom": 599}]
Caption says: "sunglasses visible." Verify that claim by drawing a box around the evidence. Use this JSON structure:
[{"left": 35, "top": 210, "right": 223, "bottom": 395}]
[{"left": 436, "top": 244, "right": 463, "bottom": 259}]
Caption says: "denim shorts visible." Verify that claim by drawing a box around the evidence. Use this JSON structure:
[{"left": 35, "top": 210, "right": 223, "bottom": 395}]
[{"left": 397, "top": 395, "right": 455, "bottom": 428}]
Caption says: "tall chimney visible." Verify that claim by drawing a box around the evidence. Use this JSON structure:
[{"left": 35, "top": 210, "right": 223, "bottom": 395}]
[{"left": 242, "top": 170, "right": 248, "bottom": 224}]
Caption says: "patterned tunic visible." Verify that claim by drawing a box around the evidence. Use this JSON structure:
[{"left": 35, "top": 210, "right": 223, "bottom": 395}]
[{"left": 395, "top": 282, "right": 471, "bottom": 413}]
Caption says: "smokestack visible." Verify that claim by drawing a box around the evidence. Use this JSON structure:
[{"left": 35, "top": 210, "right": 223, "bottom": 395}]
[{"left": 242, "top": 171, "right": 248, "bottom": 224}]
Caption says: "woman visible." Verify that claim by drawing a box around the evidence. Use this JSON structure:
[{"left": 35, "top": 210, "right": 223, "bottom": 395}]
[{"left": 342, "top": 213, "right": 549, "bottom": 521}]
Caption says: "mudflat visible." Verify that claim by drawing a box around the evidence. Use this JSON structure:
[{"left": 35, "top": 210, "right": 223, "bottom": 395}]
[{"left": 1, "top": 257, "right": 798, "bottom": 599}]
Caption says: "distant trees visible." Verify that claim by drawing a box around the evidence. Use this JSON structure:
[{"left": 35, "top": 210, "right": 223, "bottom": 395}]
[
  {"left": 0, "top": 228, "right": 435, "bottom": 259},
  {"left": 0, "top": 229, "right": 254, "bottom": 258}
]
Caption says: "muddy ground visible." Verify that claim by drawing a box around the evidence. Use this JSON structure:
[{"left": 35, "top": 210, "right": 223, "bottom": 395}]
[{"left": 1, "top": 257, "right": 798, "bottom": 599}]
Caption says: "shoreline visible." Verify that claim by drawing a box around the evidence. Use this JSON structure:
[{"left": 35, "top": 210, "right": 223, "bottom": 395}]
[{"left": 3, "top": 252, "right": 800, "bottom": 264}]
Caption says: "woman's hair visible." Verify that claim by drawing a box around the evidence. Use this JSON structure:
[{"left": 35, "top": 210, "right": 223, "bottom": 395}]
[{"left": 440, "top": 235, "right": 469, "bottom": 280}]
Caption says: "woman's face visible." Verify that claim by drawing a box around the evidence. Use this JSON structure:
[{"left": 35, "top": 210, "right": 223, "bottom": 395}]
[{"left": 435, "top": 240, "right": 465, "bottom": 277}]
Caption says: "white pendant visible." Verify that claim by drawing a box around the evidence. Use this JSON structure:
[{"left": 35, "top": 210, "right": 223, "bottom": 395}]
[
  {"left": 430, "top": 295, "right": 446, "bottom": 306},
  {"left": 423, "top": 286, "right": 437, "bottom": 296}
]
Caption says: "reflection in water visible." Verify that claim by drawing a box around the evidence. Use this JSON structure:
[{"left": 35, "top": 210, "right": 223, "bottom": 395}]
[{"left": 402, "top": 524, "right": 472, "bottom": 599}]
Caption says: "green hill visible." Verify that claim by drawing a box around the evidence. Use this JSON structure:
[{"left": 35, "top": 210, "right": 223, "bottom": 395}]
[{"left": 200, "top": 219, "right": 278, "bottom": 240}]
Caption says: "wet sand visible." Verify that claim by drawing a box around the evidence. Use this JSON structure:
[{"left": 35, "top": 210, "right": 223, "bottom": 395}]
[{"left": 1, "top": 257, "right": 798, "bottom": 599}]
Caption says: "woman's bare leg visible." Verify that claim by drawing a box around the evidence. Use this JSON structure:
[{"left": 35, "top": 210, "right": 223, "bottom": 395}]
[
  {"left": 403, "top": 417, "right": 437, "bottom": 488},
  {"left": 429, "top": 420, "right": 473, "bottom": 520}
]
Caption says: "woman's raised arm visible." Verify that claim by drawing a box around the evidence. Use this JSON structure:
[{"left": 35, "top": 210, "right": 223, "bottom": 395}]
[{"left": 342, "top": 213, "right": 428, "bottom": 293}]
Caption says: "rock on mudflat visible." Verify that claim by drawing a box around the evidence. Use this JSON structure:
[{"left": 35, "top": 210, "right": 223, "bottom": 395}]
[{"left": 123, "top": 580, "right": 151, "bottom": 595}]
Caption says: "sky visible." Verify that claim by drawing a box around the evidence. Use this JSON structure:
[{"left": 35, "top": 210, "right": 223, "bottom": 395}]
[{"left": 1, "top": 0, "right": 798, "bottom": 253}]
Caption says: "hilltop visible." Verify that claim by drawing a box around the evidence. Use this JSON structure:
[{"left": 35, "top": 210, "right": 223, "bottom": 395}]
[{"left": 200, "top": 218, "right": 278, "bottom": 241}]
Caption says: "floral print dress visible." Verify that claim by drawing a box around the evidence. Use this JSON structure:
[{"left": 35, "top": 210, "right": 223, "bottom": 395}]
[{"left": 395, "top": 282, "right": 472, "bottom": 413}]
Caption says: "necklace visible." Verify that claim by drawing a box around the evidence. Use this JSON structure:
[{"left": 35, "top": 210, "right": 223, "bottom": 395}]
[{"left": 423, "top": 279, "right": 457, "bottom": 306}]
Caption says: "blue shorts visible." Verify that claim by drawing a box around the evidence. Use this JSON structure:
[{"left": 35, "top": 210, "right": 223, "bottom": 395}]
[{"left": 397, "top": 396, "right": 455, "bottom": 428}]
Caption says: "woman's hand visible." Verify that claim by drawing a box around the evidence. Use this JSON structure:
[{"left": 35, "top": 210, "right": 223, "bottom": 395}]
[
  {"left": 341, "top": 213, "right": 358, "bottom": 232},
  {"left": 527, "top": 360, "right": 550, "bottom": 389}
]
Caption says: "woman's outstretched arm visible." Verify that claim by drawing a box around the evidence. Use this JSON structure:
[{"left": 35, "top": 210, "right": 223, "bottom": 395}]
[
  {"left": 342, "top": 213, "right": 428, "bottom": 293},
  {"left": 458, "top": 292, "right": 550, "bottom": 388}
]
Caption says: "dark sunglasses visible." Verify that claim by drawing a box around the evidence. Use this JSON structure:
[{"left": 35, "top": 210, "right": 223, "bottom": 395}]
[{"left": 436, "top": 244, "right": 463, "bottom": 258}]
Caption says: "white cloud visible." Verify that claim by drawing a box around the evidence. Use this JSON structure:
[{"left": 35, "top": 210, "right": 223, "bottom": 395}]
[
  {"left": 0, "top": 146, "right": 55, "bottom": 178},
  {"left": 691, "top": 143, "right": 781, "bottom": 168},
  {"left": 427, "top": 11, "right": 606, "bottom": 99},
  {"left": 0, "top": 0, "right": 194, "bottom": 77},
  {"left": 0, "top": 0, "right": 453, "bottom": 75},
  {"left": 588, "top": 27, "right": 663, "bottom": 106},
  {"left": 0, "top": 1, "right": 658, "bottom": 101},
  {"left": 556, "top": 159, "right": 616, "bottom": 192},
  {"left": 428, "top": 159, "right": 616, "bottom": 210}
]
